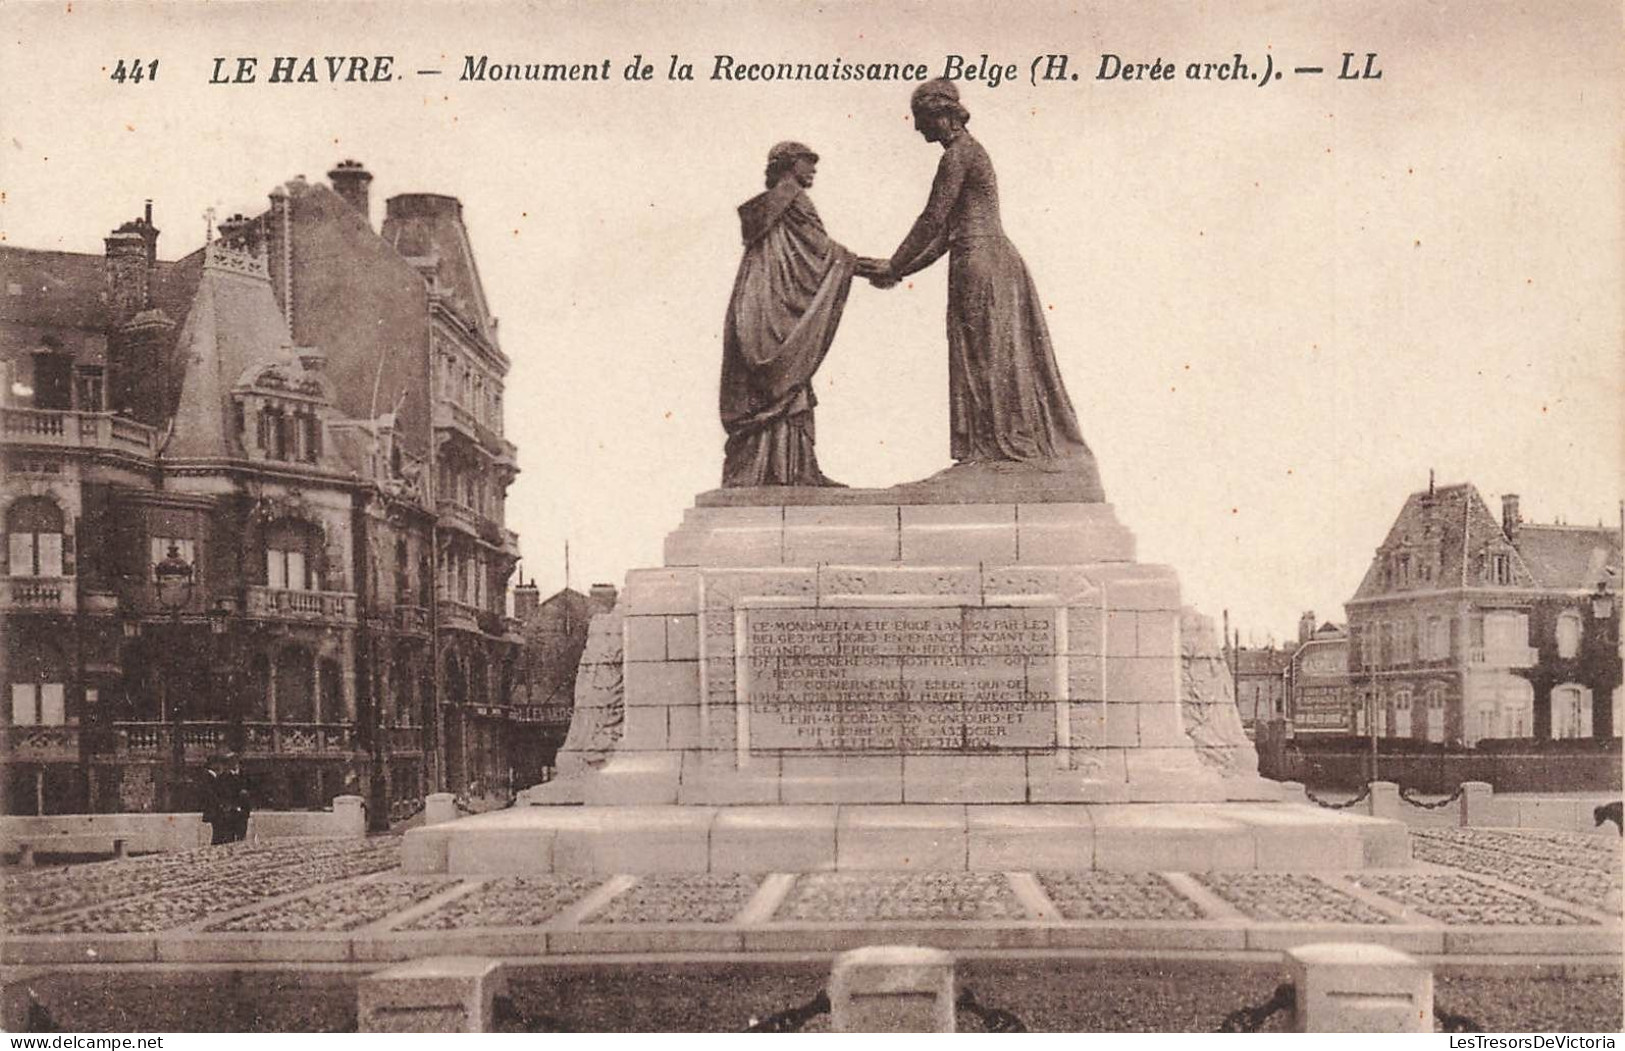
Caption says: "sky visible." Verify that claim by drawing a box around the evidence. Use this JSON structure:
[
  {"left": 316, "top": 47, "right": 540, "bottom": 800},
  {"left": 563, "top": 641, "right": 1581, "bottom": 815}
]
[{"left": 3, "top": 0, "right": 1621, "bottom": 645}]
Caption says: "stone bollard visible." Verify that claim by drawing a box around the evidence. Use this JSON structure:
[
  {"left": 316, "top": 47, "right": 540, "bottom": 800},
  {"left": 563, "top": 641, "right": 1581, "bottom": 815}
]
[
  {"left": 357, "top": 956, "right": 506, "bottom": 1032},
  {"left": 1459, "top": 781, "right": 1494, "bottom": 827},
  {"left": 1285, "top": 942, "right": 1432, "bottom": 1032},
  {"left": 331, "top": 795, "right": 367, "bottom": 838},
  {"left": 829, "top": 945, "right": 956, "bottom": 1033},
  {"left": 424, "top": 793, "right": 459, "bottom": 827},
  {"left": 1366, "top": 781, "right": 1402, "bottom": 821}
]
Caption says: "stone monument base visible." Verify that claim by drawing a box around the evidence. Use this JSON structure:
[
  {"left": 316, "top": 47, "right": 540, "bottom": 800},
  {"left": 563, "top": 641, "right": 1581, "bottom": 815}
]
[{"left": 401, "top": 801, "right": 1410, "bottom": 876}]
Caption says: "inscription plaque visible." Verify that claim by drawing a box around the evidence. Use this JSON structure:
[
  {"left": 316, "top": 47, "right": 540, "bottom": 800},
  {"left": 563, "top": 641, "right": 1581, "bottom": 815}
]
[{"left": 743, "top": 607, "right": 1059, "bottom": 753}]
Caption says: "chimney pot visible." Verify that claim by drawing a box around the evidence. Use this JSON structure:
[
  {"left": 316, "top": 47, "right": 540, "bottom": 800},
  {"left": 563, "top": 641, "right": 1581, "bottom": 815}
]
[{"left": 327, "top": 159, "right": 374, "bottom": 227}]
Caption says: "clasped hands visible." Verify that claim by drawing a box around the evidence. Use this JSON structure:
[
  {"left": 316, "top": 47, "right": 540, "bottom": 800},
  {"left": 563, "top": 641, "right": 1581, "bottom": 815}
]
[{"left": 854, "top": 256, "right": 898, "bottom": 289}]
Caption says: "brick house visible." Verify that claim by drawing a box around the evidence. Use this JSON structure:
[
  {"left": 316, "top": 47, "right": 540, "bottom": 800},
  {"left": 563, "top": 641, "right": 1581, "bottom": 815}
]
[
  {"left": 0, "top": 162, "right": 525, "bottom": 817},
  {"left": 1345, "top": 481, "right": 1622, "bottom": 747}
]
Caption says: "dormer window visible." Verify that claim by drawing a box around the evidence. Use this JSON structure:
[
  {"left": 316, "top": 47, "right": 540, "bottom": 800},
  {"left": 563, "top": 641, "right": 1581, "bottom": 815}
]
[{"left": 1491, "top": 553, "right": 1511, "bottom": 585}]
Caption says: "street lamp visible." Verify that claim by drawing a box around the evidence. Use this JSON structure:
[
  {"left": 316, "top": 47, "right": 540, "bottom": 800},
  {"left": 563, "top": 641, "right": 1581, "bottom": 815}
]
[{"left": 153, "top": 542, "right": 194, "bottom": 810}]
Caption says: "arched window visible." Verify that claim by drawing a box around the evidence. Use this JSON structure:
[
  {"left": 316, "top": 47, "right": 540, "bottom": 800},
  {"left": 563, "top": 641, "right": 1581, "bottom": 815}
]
[
  {"left": 1555, "top": 611, "right": 1583, "bottom": 660},
  {"left": 5, "top": 497, "right": 66, "bottom": 578},
  {"left": 1551, "top": 684, "right": 1592, "bottom": 740}
]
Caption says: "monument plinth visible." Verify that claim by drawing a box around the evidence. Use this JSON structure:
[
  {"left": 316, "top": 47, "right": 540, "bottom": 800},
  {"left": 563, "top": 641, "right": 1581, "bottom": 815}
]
[{"left": 405, "top": 479, "right": 1408, "bottom": 876}]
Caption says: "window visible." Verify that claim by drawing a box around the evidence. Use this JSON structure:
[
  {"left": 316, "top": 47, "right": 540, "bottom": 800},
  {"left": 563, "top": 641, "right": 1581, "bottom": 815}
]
[
  {"left": 1375, "top": 694, "right": 1388, "bottom": 737},
  {"left": 1498, "top": 679, "right": 1533, "bottom": 738},
  {"left": 1429, "top": 617, "right": 1451, "bottom": 660},
  {"left": 1425, "top": 685, "right": 1446, "bottom": 743},
  {"left": 1551, "top": 684, "right": 1592, "bottom": 739},
  {"left": 5, "top": 497, "right": 67, "bottom": 578},
  {"left": 149, "top": 537, "right": 196, "bottom": 580},
  {"left": 1556, "top": 611, "right": 1582, "bottom": 660},
  {"left": 1491, "top": 553, "right": 1512, "bottom": 585},
  {"left": 10, "top": 683, "right": 65, "bottom": 726},
  {"left": 1393, "top": 689, "right": 1413, "bottom": 738},
  {"left": 267, "top": 547, "right": 307, "bottom": 590},
  {"left": 264, "top": 520, "right": 320, "bottom": 591}
]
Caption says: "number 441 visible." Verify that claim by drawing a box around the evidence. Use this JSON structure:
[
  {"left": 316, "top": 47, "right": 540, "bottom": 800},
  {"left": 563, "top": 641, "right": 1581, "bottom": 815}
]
[{"left": 111, "top": 59, "right": 159, "bottom": 83}]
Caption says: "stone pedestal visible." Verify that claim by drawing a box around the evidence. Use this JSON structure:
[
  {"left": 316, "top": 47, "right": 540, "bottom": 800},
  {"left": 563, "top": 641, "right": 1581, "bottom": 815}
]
[
  {"left": 830, "top": 945, "right": 956, "bottom": 1033},
  {"left": 357, "top": 956, "right": 506, "bottom": 1033},
  {"left": 536, "top": 495, "right": 1275, "bottom": 808},
  {"left": 1286, "top": 942, "right": 1433, "bottom": 1032},
  {"left": 423, "top": 483, "right": 1408, "bottom": 877}
]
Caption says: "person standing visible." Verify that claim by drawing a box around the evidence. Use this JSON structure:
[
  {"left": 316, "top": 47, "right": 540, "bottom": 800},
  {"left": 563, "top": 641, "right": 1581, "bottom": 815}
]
[
  {"left": 719, "top": 141, "right": 886, "bottom": 487},
  {"left": 216, "top": 752, "right": 251, "bottom": 844},
  {"left": 874, "top": 79, "right": 1100, "bottom": 476}
]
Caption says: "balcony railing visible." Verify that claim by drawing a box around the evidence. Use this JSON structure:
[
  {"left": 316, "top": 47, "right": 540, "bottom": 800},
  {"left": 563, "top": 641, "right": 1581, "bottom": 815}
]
[
  {"left": 0, "top": 577, "right": 76, "bottom": 613},
  {"left": 437, "top": 599, "right": 482, "bottom": 634},
  {"left": 245, "top": 585, "right": 358, "bottom": 625},
  {"left": 433, "top": 398, "right": 517, "bottom": 465},
  {"left": 101, "top": 721, "right": 359, "bottom": 758},
  {"left": 1, "top": 725, "right": 80, "bottom": 760},
  {"left": 437, "top": 498, "right": 487, "bottom": 539},
  {"left": 1, "top": 408, "right": 158, "bottom": 457}
]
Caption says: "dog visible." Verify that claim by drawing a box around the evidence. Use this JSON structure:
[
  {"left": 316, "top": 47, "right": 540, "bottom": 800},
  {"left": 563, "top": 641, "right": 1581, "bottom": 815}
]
[{"left": 1595, "top": 801, "right": 1623, "bottom": 836}]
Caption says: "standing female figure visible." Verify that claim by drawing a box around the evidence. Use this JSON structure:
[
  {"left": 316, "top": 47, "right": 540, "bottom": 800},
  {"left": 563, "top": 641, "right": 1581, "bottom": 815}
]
[{"left": 881, "top": 78, "right": 1099, "bottom": 476}]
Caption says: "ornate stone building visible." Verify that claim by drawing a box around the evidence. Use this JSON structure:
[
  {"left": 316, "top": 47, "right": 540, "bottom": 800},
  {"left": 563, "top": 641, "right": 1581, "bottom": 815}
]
[
  {"left": 0, "top": 162, "right": 524, "bottom": 817},
  {"left": 1345, "top": 481, "right": 1622, "bottom": 746}
]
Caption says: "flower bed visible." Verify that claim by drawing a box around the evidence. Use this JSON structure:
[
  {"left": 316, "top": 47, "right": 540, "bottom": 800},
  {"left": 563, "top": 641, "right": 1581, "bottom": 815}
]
[
  {"left": 1353, "top": 873, "right": 1592, "bottom": 926},
  {"left": 20, "top": 842, "right": 402, "bottom": 934},
  {"left": 1036, "top": 873, "right": 1202, "bottom": 922},
  {"left": 586, "top": 875, "right": 761, "bottom": 925},
  {"left": 402, "top": 876, "right": 600, "bottom": 929},
  {"left": 1416, "top": 840, "right": 1621, "bottom": 915},
  {"left": 775, "top": 873, "right": 1026, "bottom": 923},
  {"left": 1196, "top": 873, "right": 1391, "bottom": 924},
  {"left": 208, "top": 877, "right": 454, "bottom": 932}
]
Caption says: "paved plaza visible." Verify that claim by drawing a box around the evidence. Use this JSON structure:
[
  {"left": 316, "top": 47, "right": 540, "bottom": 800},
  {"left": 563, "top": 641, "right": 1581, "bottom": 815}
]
[{"left": 2, "top": 826, "right": 1618, "bottom": 965}]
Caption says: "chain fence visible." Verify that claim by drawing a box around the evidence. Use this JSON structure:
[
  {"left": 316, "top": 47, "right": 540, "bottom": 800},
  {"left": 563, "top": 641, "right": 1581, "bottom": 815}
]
[
  {"left": 1398, "top": 784, "right": 1467, "bottom": 810},
  {"left": 1303, "top": 783, "right": 1373, "bottom": 810},
  {"left": 1216, "top": 981, "right": 1294, "bottom": 1031}
]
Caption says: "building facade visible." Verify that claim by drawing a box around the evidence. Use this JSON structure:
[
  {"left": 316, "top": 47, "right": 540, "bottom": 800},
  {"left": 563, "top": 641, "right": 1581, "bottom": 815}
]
[
  {"left": 1, "top": 162, "right": 525, "bottom": 817},
  {"left": 1345, "top": 482, "right": 1622, "bottom": 747}
]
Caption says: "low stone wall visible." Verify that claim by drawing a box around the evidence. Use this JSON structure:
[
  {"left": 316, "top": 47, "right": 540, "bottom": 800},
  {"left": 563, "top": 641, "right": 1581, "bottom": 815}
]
[
  {"left": 246, "top": 796, "right": 367, "bottom": 842},
  {"left": 1268, "top": 747, "right": 1621, "bottom": 795},
  {"left": 1276, "top": 779, "right": 1623, "bottom": 833},
  {"left": 0, "top": 813, "right": 209, "bottom": 859}
]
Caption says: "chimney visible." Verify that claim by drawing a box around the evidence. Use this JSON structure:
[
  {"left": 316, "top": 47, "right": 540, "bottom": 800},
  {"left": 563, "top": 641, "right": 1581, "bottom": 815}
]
[
  {"left": 328, "top": 160, "right": 373, "bottom": 225},
  {"left": 1298, "top": 611, "right": 1317, "bottom": 644},
  {"left": 104, "top": 207, "right": 160, "bottom": 321},
  {"left": 1501, "top": 493, "right": 1521, "bottom": 541},
  {"left": 216, "top": 212, "right": 260, "bottom": 251},
  {"left": 589, "top": 583, "right": 619, "bottom": 614},
  {"left": 512, "top": 579, "right": 541, "bottom": 621}
]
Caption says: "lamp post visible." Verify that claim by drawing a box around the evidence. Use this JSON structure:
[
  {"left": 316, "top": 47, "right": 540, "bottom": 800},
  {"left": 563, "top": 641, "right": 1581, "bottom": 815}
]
[{"left": 153, "top": 542, "right": 194, "bottom": 811}]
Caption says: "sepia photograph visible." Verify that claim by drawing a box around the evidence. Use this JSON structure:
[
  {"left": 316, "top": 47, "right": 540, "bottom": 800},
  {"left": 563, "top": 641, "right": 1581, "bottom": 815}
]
[{"left": 0, "top": 0, "right": 1620, "bottom": 1036}]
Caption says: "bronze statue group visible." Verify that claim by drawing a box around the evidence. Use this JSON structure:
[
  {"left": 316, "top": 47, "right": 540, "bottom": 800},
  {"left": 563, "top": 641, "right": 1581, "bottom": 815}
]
[{"left": 720, "top": 78, "right": 1098, "bottom": 489}]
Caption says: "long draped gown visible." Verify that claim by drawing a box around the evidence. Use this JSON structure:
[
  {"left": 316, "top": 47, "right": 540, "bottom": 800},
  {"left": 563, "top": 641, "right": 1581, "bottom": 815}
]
[
  {"left": 888, "top": 132, "right": 1096, "bottom": 468},
  {"left": 719, "top": 180, "right": 855, "bottom": 487}
]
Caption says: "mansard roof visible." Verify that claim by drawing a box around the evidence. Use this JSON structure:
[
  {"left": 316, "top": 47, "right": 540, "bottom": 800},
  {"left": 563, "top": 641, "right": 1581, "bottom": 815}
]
[{"left": 1351, "top": 481, "right": 1618, "bottom": 602}]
